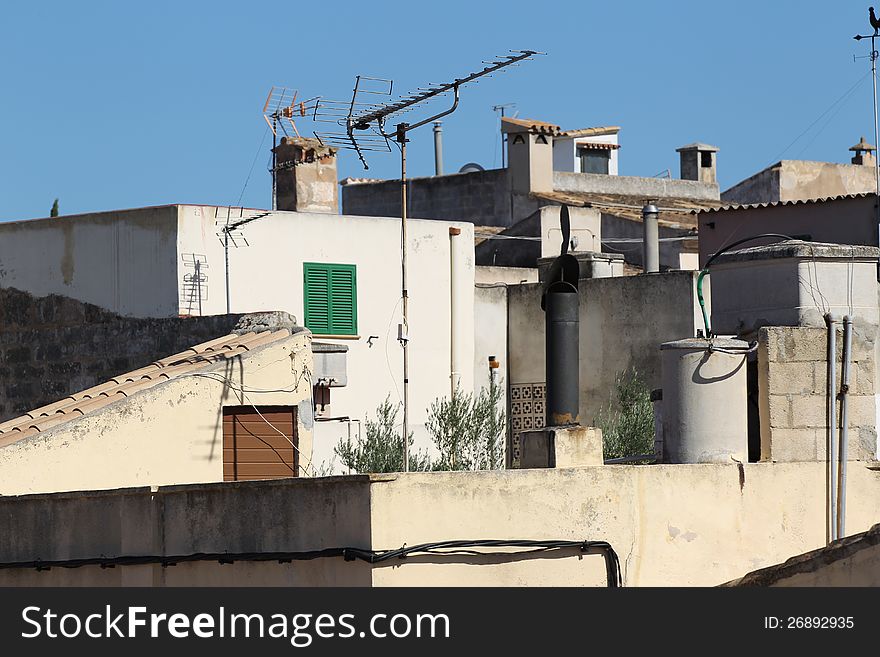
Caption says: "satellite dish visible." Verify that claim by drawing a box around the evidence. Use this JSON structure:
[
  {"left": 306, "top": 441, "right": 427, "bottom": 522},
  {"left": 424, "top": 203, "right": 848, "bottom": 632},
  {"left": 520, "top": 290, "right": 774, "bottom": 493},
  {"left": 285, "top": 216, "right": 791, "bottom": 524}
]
[{"left": 459, "top": 162, "right": 485, "bottom": 173}]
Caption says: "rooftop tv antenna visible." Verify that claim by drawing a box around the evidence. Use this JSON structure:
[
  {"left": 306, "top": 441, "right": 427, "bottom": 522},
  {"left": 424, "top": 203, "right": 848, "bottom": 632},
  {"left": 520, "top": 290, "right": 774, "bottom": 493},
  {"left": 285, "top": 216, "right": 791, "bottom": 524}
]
[
  {"left": 312, "top": 49, "right": 542, "bottom": 471},
  {"left": 262, "top": 87, "right": 319, "bottom": 210},
  {"left": 854, "top": 8, "right": 880, "bottom": 229}
]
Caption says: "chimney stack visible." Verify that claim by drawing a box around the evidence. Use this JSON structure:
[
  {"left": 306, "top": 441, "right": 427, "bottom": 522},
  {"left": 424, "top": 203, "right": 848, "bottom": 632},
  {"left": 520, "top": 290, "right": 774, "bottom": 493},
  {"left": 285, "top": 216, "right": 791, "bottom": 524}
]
[
  {"left": 502, "top": 117, "right": 560, "bottom": 195},
  {"left": 849, "top": 136, "right": 876, "bottom": 166},
  {"left": 676, "top": 143, "right": 719, "bottom": 184},
  {"left": 273, "top": 136, "right": 339, "bottom": 213},
  {"left": 642, "top": 203, "right": 659, "bottom": 273},
  {"left": 433, "top": 122, "right": 444, "bottom": 176}
]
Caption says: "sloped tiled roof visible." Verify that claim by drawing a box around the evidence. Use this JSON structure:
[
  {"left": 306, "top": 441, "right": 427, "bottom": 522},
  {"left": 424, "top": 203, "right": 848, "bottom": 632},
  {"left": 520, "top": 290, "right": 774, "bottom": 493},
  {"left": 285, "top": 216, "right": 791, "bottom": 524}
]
[
  {"left": 501, "top": 117, "right": 562, "bottom": 136},
  {"left": 558, "top": 126, "right": 620, "bottom": 138},
  {"left": 532, "top": 190, "right": 720, "bottom": 229},
  {"left": 700, "top": 192, "right": 874, "bottom": 214},
  {"left": 0, "top": 330, "right": 292, "bottom": 448}
]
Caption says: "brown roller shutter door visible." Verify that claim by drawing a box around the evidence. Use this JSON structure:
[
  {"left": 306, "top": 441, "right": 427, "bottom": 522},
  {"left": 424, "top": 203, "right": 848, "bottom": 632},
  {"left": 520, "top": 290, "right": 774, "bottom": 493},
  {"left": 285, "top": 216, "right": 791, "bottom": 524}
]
[{"left": 223, "top": 406, "right": 299, "bottom": 481}]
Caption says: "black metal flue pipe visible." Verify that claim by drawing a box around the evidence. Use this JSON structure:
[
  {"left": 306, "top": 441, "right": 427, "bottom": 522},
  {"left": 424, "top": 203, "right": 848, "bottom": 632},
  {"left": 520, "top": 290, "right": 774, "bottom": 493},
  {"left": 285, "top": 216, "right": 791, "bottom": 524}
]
[{"left": 542, "top": 246, "right": 580, "bottom": 427}]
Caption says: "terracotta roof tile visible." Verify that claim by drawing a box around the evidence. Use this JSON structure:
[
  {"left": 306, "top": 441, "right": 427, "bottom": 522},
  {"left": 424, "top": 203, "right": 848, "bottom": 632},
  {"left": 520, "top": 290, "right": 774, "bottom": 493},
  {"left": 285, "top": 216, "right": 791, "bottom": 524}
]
[{"left": 0, "top": 329, "right": 294, "bottom": 447}]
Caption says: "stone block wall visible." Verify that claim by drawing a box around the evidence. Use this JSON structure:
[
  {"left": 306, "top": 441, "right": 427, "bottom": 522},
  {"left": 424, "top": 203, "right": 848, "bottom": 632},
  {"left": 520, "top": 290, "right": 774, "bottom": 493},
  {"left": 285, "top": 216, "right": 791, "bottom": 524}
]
[
  {"left": 758, "top": 325, "right": 877, "bottom": 462},
  {"left": 341, "top": 169, "right": 512, "bottom": 227},
  {"left": 0, "top": 287, "right": 244, "bottom": 421}
]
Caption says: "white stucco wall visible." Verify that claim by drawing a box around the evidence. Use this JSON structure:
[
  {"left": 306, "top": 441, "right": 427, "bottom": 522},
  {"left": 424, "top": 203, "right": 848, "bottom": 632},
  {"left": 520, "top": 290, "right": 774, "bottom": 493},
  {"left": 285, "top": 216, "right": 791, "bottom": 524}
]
[
  {"left": 540, "top": 205, "right": 602, "bottom": 256},
  {"left": 179, "top": 207, "right": 476, "bottom": 470},
  {"left": 0, "top": 207, "right": 180, "bottom": 317}
]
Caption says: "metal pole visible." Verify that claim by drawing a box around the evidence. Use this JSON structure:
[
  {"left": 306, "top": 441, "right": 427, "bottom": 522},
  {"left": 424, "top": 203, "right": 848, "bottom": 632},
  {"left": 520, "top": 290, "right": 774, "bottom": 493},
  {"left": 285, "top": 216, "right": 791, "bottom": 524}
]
[
  {"left": 398, "top": 123, "right": 410, "bottom": 472},
  {"left": 825, "top": 313, "right": 839, "bottom": 544},
  {"left": 872, "top": 34, "right": 880, "bottom": 229},
  {"left": 224, "top": 230, "right": 230, "bottom": 314},
  {"left": 195, "top": 259, "right": 202, "bottom": 316},
  {"left": 501, "top": 106, "right": 507, "bottom": 168},
  {"left": 642, "top": 203, "right": 659, "bottom": 273},
  {"left": 433, "top": 122, "right": 444, "bottom": 176},
  {"left": 838, "top": 316, "right": 853, "bottom": 539},
  {"left": 272, "top": 118, "right": 278, "bottom": 212}
]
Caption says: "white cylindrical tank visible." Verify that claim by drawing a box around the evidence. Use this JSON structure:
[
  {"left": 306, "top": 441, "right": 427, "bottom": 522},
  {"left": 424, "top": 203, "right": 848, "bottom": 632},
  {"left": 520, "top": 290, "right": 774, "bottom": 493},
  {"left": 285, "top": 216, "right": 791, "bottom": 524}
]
[{"left": 660, "top": 338, "right": 749, "bottom": 463}]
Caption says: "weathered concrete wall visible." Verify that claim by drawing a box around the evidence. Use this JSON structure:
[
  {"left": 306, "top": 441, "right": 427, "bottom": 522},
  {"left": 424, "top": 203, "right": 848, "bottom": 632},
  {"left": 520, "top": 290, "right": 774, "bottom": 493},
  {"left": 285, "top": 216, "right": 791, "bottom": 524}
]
[
  {"left": 0, "top": 287, "right": 244, "bottom": 422},
  {"left": 758, "top": 326, "right": 877, "bottom": 462},
  {"left": 721, "top": 164, "right": 782, "bottom": 204},
  {"left": 0, "top": 478, "right": 372, "bottom": 586},
  {"left": 699, "top": 194, "right": 878, "bottom": 267},
  {"left": 554, "top": 171, "right": 719, "bottom": 201},
  {"left": 341, "top": 169, "right": 512, "bottom": 227},
  {"left": 507, "top": 271, "right": 706, "bottom": 424},
  {"left": 368, "top": 464, "right": 880, "bottom": 586},
  {"left": 474, "top": 266, "right": 537, "bottom": 285},
  {"left": 4, "top": 463, "right": 880, "bottom": 586},
  {"left": 0, "top": 206, "right": 180, "bottom": 317},
  {"left": 722, "top": 160, "right": 877, "bottom": 205},
  {"left": 0, "top": 330, "right": 315, "bottom": 496}
]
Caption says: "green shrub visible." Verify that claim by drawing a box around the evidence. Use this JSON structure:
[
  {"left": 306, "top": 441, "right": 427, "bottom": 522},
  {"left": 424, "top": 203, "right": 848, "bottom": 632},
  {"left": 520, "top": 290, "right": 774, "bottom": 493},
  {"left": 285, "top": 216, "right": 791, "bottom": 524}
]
[
  {"left": 595, "top": 368, "right": 654, "bottom": 460},
  {"left": 426, "top": 377, "right": 506, "bottom": 471},
  {"left": 334, "top": 396, "right": 431, "bottom": 473}
]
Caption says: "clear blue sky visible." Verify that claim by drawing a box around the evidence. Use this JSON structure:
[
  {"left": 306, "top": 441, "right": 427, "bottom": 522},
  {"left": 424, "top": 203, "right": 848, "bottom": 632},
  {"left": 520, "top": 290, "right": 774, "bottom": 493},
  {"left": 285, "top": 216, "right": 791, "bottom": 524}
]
[{"left": 0, "top": 1, "right": 876, "bottom": 220}]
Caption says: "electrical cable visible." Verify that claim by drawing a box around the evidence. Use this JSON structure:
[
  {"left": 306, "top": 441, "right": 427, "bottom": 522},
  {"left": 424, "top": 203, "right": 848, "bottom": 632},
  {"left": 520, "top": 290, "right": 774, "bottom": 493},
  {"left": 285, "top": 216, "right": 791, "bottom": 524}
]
[
  {"left": 384, "top": 296, "right": 405, "bottom": 408},
  {"left": 185, "top": 364, "right": 317, "bottom": 477},
  {"left": 235, "top": 124, "right": 270, "bottom": 207},
  {"left": 767, "top": 70, "right": 871, "bottom": 166},
  {"left": 2, "top": 539, "right": 621, "bottom": 587},
  {"left": 697, "top": 233, "right": 795, "bottom": 337}
]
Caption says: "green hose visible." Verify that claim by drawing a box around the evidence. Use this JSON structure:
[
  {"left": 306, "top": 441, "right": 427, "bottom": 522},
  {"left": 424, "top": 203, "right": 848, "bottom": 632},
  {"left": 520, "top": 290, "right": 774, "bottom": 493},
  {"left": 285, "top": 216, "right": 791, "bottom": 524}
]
[{"left": 697, "top": 268, "right": 710, "bottom": 338}]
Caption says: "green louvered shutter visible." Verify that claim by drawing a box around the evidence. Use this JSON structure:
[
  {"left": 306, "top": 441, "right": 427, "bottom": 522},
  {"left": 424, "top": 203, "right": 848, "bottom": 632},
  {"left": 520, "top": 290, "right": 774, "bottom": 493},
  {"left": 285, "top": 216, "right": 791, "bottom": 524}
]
[
  {"left": 329, "top": 266, "right": 357, "bottom": 334},
  {"left": 303, "top": 263, "right": 356, "bottom": 335}
]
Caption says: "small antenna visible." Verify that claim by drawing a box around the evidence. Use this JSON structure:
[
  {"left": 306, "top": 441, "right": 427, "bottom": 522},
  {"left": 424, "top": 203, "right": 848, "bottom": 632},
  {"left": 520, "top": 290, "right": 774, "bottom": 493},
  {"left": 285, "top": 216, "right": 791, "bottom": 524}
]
[
  {"left": 181, "top": 254, "right": 208, "bottom": 316},
  {"left": 493, "top": 103, "right": 517, "bottom": 167},
  {"left": 262, "top": 87, "right": 320, "bottom": 210}
]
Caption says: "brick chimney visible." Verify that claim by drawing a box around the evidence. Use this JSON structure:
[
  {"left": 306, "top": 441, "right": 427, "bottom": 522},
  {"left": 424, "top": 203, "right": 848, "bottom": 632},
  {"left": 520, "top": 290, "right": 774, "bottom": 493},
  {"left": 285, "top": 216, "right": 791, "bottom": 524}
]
[{"left": 273, "top": 136, "right": 339, "bottom": 213}]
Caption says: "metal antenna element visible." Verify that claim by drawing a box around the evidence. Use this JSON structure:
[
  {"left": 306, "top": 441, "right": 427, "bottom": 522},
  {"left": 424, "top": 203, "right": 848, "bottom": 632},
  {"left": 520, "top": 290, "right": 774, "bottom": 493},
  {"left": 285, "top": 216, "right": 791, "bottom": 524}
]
[
  {"left": 312, "top": 50, "right": 542, "bottom": 472},
  {"left": 262, "top": 87, "right": 320, "bottom": 210},
  {"left": 214, "top": 207, "right": 271, "bottom": 314}
]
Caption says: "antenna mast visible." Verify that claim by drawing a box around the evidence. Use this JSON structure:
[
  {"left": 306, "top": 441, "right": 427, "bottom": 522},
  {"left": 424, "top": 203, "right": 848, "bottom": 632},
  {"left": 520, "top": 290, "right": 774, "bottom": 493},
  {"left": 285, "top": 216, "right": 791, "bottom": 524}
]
[
  {"left": 313, "top": 50, "right": 542, "bottom": 471},
  {"left": 854, "top": 17, "right": 880, "bottom": 232},
  {"left": 262, "top": 87, "right": 319, "bottom": 211}
]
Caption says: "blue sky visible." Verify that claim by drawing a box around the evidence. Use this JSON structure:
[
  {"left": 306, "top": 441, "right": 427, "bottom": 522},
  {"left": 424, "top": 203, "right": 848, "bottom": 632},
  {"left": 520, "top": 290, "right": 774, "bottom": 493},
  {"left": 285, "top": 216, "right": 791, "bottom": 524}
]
[{"left": 0, "top": 1, "right": 876, "bottom": 220}]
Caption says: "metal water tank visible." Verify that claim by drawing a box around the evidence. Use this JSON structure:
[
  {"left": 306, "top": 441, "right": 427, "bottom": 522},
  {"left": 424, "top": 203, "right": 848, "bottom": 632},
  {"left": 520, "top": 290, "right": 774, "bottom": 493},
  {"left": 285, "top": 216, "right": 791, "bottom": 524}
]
[{"left": 659, "top": 338, "right": 749, "bottom": 463}]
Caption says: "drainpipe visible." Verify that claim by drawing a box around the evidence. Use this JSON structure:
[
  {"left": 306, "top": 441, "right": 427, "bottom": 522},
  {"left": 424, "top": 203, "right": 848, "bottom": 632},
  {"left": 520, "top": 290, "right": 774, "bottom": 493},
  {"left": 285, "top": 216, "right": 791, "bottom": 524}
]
[
  {"left": 825, "top": 313, "right": 839, "bottom": 544},
  {"left": 838, "top": 316, "right": 853, "bottom": 539},
  {"left": 433, "top": 122, "right": 444, "bottom": 176},
  {"left": 642, "top": 203, "right": 659, "bottom": 273},
  {"left": 449, "top": 226, "right": 461, "bottom": 396}
]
